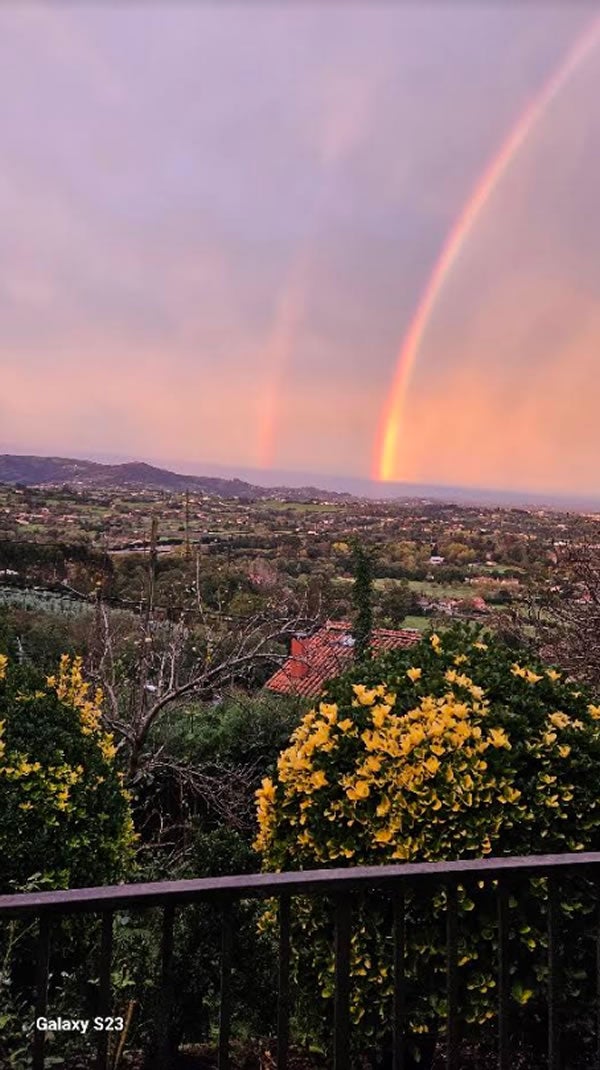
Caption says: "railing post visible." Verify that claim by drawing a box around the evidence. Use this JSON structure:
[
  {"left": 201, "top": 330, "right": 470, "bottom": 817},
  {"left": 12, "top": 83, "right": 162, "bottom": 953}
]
[
  {"left": 32, "top": 913, "right": 51, "bottom": 1070},
  {"left": 547, "top": 875, "right": 560, "bottom": 1070},
  {"left": 96, "top": 911, "right": 114, "bottom": 1070},
  {"left": 596, "top": 891, "right": 600, "bottom": 1070},
  {"left": 393, "top": 886, "right": 406, "bottom": 1070},
  {"left": 157, "top": 904, "right": 175, "bottom": 1070},
  {"left": 333, "top": 893, "right": 352, "bottom": 1070},
  {"left": 277, "top": 893, "right": 291, "bottom": 1070},
  {"left": 497, "top": 880, "right": 511, "bottom": 1070},
  {"left": 446, "top": 881, "right": 459, "bottom": 1070},
  {"left": 219, "top": 897, "right": 234, "bottom": 1070}
]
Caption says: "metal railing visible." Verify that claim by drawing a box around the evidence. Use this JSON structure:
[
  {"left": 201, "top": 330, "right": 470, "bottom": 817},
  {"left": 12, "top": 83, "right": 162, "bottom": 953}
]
[{"left": 2, "top": 852, "right": 600, "bottom": 1070}]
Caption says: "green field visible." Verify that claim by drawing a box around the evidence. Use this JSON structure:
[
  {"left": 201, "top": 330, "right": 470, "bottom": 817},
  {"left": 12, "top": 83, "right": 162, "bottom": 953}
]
[
  {"left": 373, "top": 578, "right": 476, "bottom": 599},
  {"left": 254, "top": 500, "right": 340, "bottom": 513},
  {"left": 402, "top": 615, "right": 429, "bottom": 632},
  {"left": 408, "top": 579, "right": 475, "bottom": 599}
]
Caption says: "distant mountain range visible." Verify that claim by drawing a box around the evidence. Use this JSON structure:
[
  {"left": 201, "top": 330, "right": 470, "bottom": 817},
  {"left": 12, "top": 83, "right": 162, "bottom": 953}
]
[
  {"left": 0, "top": 455, "right": 351, "bottom": 502},
  {"left": 1, "top": 454, "right": 598, "bottom": 510}
]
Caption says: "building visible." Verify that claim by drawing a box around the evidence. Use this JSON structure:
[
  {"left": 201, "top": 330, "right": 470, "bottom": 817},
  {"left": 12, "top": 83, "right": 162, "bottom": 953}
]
[{"left": 265, "top": 619, "right": 421, "bottom": 698}]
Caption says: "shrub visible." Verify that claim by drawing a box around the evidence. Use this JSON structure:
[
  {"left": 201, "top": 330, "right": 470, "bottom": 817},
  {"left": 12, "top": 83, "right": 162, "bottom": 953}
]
[
  {"left": 255, "top": 626, "right": 600, "bottom": 1065},
  {"left": 0, "top": 653, "right": 135, "bottom": 892},
  {"left": 0, "top": 654, "right": 136, "bottom": 1064}
]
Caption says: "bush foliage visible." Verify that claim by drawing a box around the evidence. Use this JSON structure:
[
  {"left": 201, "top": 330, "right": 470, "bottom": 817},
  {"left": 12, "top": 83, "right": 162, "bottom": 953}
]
[
  {"left": 255, "top": 626, "right": 600, "bottom": 1058},
  {"left": 0, "top": 653, "right": 135, "bottom": 892}
]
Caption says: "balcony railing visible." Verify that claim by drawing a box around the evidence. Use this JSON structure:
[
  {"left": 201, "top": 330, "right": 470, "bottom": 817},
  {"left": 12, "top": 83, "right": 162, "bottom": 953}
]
[{"left": 1, "top": 852, "right": 600, "bottom": 1070}]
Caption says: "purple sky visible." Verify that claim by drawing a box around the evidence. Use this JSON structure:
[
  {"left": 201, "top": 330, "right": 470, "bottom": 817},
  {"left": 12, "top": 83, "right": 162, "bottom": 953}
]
[{"left": 1, "top": 3, "right": 599, "bottom": 493}]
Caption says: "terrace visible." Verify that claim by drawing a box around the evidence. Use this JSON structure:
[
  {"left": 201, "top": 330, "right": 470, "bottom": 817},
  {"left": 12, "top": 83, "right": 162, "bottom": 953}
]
[{"left": 2, "top": 852, "right": 599, "bottom": 1070}]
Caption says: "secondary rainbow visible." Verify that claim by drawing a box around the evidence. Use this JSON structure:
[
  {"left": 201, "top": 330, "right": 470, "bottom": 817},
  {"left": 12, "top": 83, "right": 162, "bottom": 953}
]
[{"left": 375, "top": 15, "right": 600, "bottom": 483}]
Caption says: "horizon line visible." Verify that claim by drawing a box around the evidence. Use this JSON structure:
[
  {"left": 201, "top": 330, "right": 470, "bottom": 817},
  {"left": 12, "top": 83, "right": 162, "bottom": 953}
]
[{"left": 1, "top": 448, "right": 600, "bottom": 509}]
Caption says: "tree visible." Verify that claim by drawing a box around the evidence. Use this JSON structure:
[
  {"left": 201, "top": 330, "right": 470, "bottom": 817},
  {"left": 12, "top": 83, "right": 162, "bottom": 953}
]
[
  {"left": 255, "top": 626, "right": 600, "bottom": 1067},
  {"left": 92, "top": 579, "right": 316, "bottom": 779},
  {"left": 351, "top": 542, "right": 375, "bottom": 660},
  {"left": 503, "top": 541, "right": 600, "bottom": 689},
  {"left": 377, "top": 578, "right": 414, "bottom": 627}
]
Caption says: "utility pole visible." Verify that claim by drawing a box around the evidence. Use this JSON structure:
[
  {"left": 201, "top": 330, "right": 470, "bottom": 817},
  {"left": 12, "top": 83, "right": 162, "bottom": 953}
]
[
  {"left": 148, "top": 512, "right": 158, "bottom": 620},
  {"left": 184, "top": 490, "right": 192, "bottom": 560}
]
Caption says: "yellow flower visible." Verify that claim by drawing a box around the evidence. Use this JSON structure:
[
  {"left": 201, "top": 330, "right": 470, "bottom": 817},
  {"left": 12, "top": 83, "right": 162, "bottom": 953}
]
[
  {"left": 346, "top": 780, "right": 370, "bottom": 801},
  {"left": 406, "top": 667, "right": 422, "bottom": 683},
  {"left": 500, "top": 785, "right": 521, "bottom": 804},
  {"left": 430, "top": 634, "right": 442, "bottom": 654},
  {"left": 511, "top": 663, "right": 542, "bottom": 683},
  {"left": 310, "top": 769, "right": 328, "bottom": 790},
  {"left": 454, "top": 654, "right": 468, "bottom": 665},
  {"left": 338, "top": 718, "right": 355, "bottom": 732},
  {"left": 558, "top": 744, "right": 571, "bottom": 758},
  {"left": 0, "top": 654, "right": 8, "bottom": 681},
  {"left": 546, "top": 669, "right": 561, "bottom": 682},
  {"left": 376, "top": 796, "right": 391, "bottom": 816},
  {"left": 372, "top": 706, "right": 389, "bottom": 728},
  {"left": 548, "top": 712, "right": 570, "bottom": 730},
  {"left": 374, "top": 827, "right": 393, "bottom": 844},
  {"left": 100, "top": 737, "right": 117, "bottom": 761},
  {"left": 588, "top": 705, "right": 600, "bottom": 720},
  {"left": 424, "top": 756, "right": 440, "bottom": 776},
  {"left": 473, "top": 642, "right": 488, "bottom": 651},
  {"left": 352, "top": 684, "right": 384, "bottom": 707},
  {"left": 319, "top": 702, "right": 338, "bottom": 722},
  {"left": 524, "top": 670, "right": 543, "bottom": 684},
  {"left": 258, "top": 777, "right": 276, "bottom": 802},
  {"left": 488, "top": 727, "right": 511, "bottom": 749}
]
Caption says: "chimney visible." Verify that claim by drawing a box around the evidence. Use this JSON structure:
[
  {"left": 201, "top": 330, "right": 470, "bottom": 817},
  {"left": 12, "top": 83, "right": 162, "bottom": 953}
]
[{"left": 288, "top": 636, "right": 309, "bottom": 679}]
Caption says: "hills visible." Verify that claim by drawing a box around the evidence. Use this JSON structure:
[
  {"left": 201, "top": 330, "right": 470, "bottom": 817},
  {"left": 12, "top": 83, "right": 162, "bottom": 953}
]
[
  {"left": 1, "top": 454, "right": 598, "bottom": 510},
  {"left": 0, "top": 455, "right": 350, "bottom": 502}
]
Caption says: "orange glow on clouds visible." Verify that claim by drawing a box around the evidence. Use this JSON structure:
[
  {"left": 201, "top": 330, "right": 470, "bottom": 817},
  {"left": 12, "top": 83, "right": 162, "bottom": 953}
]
[
  {"left": 396, "top": 277, "right": 600, "bottom": 496},
  {"left": 375, "top": 12, "right": 600, "bottom": 484}
]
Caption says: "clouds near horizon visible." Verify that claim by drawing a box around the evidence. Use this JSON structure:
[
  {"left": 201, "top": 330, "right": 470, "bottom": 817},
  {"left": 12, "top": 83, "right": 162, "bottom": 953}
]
[{"left": 0, "top": 3, "right": 599, "bottom": 494}]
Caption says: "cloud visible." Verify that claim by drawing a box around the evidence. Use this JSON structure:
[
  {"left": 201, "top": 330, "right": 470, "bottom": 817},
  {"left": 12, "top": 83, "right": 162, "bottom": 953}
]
[{"left": 0, "top": 2, "right": 598, "bottom": 491}]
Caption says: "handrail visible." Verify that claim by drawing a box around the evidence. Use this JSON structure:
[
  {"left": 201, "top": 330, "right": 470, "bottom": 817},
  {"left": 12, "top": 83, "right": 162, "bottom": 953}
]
[
  {"left": 3, "top": 852, "right": 600, "bottom": 1069},
  {"left": 1, "top": 851, "right": 599, "bottom": 915}
]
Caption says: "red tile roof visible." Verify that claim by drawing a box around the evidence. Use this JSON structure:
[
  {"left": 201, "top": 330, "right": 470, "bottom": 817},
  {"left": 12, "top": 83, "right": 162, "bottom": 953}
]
[{"left": 265, "top": 619, "right": 422, "bottom": 698}]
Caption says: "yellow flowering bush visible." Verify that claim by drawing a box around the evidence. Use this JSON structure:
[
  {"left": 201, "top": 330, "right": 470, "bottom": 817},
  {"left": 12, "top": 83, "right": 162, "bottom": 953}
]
[
  {"left": 0, "top": 654, "right": 135, "bottom": 891},
  {"left": 256, "top": 626, "right": 600, "bottom": 1062}
]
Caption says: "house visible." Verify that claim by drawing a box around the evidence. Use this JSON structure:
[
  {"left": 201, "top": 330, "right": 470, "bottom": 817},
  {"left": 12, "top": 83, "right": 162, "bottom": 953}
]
[
  {"left": 265, "top": 620, "right": 421, "bottom": 698},
  {"left": 468, "top": 596, "right": 489, "bottom": 614},
  {"left": 417, "top": 597, "right": 458, "bottom": 616}
]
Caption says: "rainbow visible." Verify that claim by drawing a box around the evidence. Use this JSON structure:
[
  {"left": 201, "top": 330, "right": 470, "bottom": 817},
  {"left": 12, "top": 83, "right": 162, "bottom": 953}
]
[
  {"left": 375, "top": 15, "right": 600, "bottom": 483},
  {"left": 256, "top": 252, "right": 309, "bottom": 469}
]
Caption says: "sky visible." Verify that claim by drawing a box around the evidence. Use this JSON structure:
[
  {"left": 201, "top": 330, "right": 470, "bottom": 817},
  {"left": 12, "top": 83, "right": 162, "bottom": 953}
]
[{"left": 1, "top": 2, "right": 600, "bottom": 496}]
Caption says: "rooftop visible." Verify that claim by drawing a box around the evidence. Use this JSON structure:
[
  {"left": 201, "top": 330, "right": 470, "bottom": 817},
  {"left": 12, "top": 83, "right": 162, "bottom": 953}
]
[{"left": 265, "top": 619, "right": 421, "bottom": 698}]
